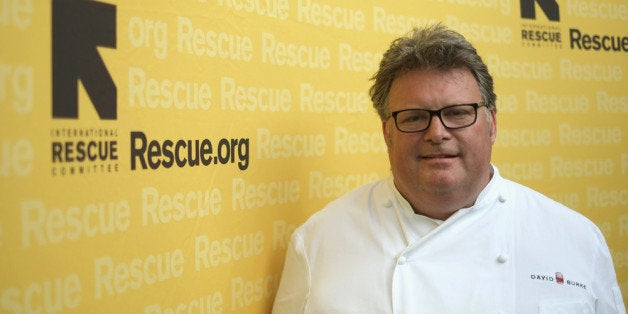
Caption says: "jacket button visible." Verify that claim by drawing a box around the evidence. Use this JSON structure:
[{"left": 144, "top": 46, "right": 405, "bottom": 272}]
[
  {"left": 398, "top": 256, "right": 407, "bottom": 265},
  {"left": 498, "top": 195, "right": 506, "bottom": 203},
  {"left": 384, "top": 200, "right": 393, "bottom": 208},
  {"left": 497, "top": 253, "right": 509, "bottom": 263}
]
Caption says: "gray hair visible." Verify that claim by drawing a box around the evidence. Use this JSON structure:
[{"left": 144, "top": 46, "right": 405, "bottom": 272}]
[{"left": 369, "top": 23, "right": 496, "bottom": 120}]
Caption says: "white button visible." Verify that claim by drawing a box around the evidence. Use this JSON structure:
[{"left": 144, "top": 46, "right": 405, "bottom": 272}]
[
  {"left": 384, "top": 200, "right": 393, "bottom": 208},
  {"left": 497, "top": 253, "right": 509, "bottom": 263},
  {"left": 498, "top": 195, "right": 506, "bottom": 203},
  {"left": 398, "top": 256, "right": 407, "bottom": 265}
]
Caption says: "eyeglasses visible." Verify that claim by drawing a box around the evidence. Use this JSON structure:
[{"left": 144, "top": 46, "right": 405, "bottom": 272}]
[{"left": 391, "top": 103, "right": 487, "bottom": 133}]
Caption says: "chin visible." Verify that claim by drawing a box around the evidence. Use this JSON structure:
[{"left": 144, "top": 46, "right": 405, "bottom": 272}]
[{"left": 420, "top": 174, "right": 463, "bottom": 192}]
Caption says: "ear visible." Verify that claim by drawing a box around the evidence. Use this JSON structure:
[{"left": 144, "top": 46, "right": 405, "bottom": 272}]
[
  {"left": 488, "top": 109, "right": 497, "bottom": 144},
  {"left": 382, "top": 120, "right": 392, "bottom": 146}
]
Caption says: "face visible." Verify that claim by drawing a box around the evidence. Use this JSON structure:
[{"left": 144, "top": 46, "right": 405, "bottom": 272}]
[{"left": 383, "top": 67, "right": 496, "bottom": 200}]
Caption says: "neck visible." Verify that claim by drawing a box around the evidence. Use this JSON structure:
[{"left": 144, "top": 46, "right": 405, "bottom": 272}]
[
  {"left": 408, "top": 189, "right": 478, "bottom": 220},
  {"left": 397, "top": 167, "right": 494, "bottom": 220}
]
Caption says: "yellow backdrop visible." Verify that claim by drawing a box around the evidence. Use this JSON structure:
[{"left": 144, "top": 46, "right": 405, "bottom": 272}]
[{"left": 1, "top": 0, "right": 626, "bottom": 313}]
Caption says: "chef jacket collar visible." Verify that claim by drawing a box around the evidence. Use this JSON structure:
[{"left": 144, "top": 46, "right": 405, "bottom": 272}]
[
  {"left": 387, "top": 164, "right": 505, "bottom": 244},
  {"left": 472, "top": 164, "right": 504, "bottom": 207},
  {"left": 387, "top": 176, "right": 443, "bottom": 245}
]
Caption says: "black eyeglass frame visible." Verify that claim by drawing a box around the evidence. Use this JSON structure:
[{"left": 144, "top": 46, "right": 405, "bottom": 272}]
[{"left": 390, "top": 103, "right": 487, "bottom": 133}]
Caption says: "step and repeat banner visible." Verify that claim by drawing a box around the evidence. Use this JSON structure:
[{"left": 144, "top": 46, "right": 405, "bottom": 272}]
[{"left": 1, "top": 0, "right": 626, "bottom": 313}]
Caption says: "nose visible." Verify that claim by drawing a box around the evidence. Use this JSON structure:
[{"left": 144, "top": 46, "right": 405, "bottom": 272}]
[{"left": 423, "top": 115, "right": 450, "bottom": 143}]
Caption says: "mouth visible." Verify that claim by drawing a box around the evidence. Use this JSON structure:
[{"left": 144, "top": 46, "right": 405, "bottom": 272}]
[
  {"left": 419, "top": 153, "right": 459, "bottom": 162},
  {"left": 421, "top": 153, "right": 458, "bottom": 159}
]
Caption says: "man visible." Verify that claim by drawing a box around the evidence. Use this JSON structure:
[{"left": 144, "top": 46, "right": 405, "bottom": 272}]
[{"left": 272, "top": 24, "right": 625, "bottom": 313}]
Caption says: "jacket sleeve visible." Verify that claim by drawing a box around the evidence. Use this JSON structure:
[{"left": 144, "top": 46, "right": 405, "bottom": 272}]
[
  {"left": 272, "top": 232, "right": 311, "bottom": 314},
  {"left": 592, "top": 230, "right": 626, "bottom": 314}
]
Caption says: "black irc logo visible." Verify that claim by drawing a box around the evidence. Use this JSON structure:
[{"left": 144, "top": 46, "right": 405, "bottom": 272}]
[
  {"left": 520, "top": 0, "right": 560, "bottom": 22},
  {"left": 52, "top": 0, "right": 117, "bottom": 120}
]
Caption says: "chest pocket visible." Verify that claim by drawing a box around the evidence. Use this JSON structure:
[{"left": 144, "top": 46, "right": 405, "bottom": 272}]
[{"left": 539, "top": 299, "right": 594, "bottom": 314}]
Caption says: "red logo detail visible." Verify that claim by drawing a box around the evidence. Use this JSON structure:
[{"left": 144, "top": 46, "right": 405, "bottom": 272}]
[{"left": 555, "top": 272, "right": 564, "bottom": 284}]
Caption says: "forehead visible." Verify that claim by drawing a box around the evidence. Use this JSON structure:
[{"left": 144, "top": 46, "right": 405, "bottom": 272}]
[{"left": 388, "top": 68, "right": 481, "bottom": 111}]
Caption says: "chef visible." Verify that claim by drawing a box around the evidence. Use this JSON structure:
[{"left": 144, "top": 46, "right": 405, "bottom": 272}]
[{"left": 272, "top": 24, "right": 625, "bottom": 313}]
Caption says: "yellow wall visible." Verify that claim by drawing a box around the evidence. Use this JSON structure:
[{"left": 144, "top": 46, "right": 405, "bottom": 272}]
[{"left": 1, "top": 0, "right": 626, "bottom": 313}]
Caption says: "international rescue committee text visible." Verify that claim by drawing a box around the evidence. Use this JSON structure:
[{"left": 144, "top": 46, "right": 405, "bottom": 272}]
[{"left": 2, "top": 0, "right": 627, "bottom": 313}]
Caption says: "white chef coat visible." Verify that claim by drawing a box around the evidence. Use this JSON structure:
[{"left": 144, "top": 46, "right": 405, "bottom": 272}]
[{"left": 272, "top": 167, "right": 626, "bottom": 313}]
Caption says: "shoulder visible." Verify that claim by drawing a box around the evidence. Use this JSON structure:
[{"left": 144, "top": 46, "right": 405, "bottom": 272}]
[
  {"left": 502, "top": 178, "right": 588, "bottom": 221},
  {"left": 500, "top": 177, "right": 606, "bottom": 244},
  {"left": 305, "top": 178, "right": 388, "bottom": 222},
  {"left": 293, "top": 178, "right": 392, "bottom": 239}
]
